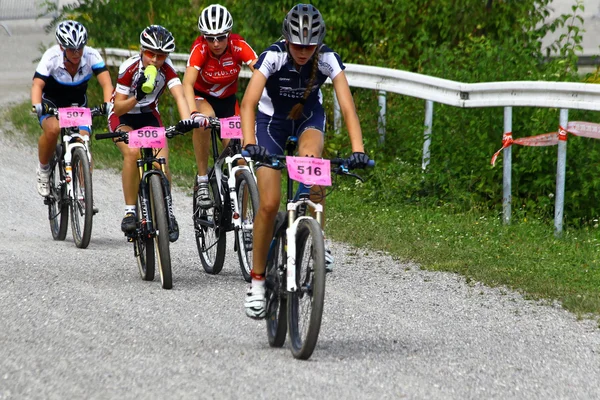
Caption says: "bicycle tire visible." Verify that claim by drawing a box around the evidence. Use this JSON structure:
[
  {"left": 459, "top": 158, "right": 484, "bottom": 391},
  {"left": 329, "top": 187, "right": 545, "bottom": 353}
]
[
  {"left": 194, "top": 167, "right": 226, "bottom": 274},
  {"left": 48, "top": 144, "right": 68, "bottom": 241},
  {"left": 135, "top": 196, "right": 155, "bottom": 281},
  {"left": 150, "top": 174, "right": 172, "bottom": 289},
  {"left": 287, "top": 217, "right": 326, "bottom": 360},
  {"left": 70, "top": 147, "right": 93, "bottom": 248},
  {"left": 235, "top": 169, "right": 259, "bottom": 282},
  {"left": 266, "top": 212, "right": 288, "bottom": 347}
]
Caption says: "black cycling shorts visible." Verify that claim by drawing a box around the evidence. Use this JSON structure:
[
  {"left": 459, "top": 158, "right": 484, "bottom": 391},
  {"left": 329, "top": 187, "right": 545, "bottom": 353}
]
[{"left": 194, "top": 90, "right": 238, "bottom": 118}]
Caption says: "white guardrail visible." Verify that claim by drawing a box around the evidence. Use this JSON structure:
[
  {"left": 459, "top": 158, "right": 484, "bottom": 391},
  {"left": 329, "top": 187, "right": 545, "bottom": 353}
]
[{"left": 102, "top": 47, "right": 600, "bottom": 235}]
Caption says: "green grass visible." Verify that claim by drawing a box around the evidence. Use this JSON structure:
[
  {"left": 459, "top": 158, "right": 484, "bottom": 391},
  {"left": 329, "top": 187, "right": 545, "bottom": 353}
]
[{"left": 6, "top": 101, "right": 600, "bottom": 319}]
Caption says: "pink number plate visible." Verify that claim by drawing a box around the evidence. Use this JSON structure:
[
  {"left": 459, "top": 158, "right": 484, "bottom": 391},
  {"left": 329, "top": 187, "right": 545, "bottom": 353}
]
[
  {"left": 286, "top": 156, "right": 331, "bottom": 186},
  {"left": 58, "top": 107, "right": 92, "bottom": 128},
  {"left": 128, "top": 126, "right": 166, "bottom": 148},
  {"left": 220, "top": 116, "right": 242, "bottom": 139}
]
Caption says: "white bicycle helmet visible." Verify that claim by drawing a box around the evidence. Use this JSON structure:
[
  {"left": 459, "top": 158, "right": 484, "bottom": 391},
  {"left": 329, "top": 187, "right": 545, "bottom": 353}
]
[
  {"left": 282, "top": 4, "right": 326, "bottom": 46},
  {"left": 198, "top": 4, "right": 233, "bottom": 35},
  {"left": 55, "top": 20, "right": 88, "bottom": 49},
  {"left": 140, "top": 25, "right": 176, "bottom": 53}
]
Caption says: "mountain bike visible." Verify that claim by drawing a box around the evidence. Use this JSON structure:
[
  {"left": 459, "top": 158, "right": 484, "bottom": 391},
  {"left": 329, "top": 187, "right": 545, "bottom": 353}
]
[
  {"left": 193, "top": 116, "right": 259, "bottom": 282},
  {"left": 245, "top": 137, "right": 374, "bottom": 360},
  {"left": 96, "top": 125, "right": 189, "bottom": 290},
  {"left": 44, "top": 105, "right": 106, "bottom": 249}
]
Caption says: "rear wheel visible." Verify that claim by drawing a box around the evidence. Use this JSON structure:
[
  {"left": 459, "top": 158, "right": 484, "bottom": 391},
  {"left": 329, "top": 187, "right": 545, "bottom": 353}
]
[
  {"left": 150, "top": 174, "right": 172, "bottom": 289},
  {"left": 265, "top": 212, "right": 288, "bottom": 348},
  {"left": 235, "top": 169, "right": 259, "bottom": 282},
  {"left": 48, "top": 144, "right": 68, "bottom": 241},
  {"left": 70, "top": 147, "right": 93, "bottom": 248},
  {"left": 135, "top": 196, "right": 155, "bottom": 281},
  {"left": 194, "top": 168, "right": 226, "bottom": 274},
  {"left": 287, "top": 218, "right": 326, "bottom": 360}
]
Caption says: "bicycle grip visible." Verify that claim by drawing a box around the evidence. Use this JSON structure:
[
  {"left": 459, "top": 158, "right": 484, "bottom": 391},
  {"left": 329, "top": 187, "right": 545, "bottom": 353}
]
[{"left": 95, "top": 132, "right": 122, "bottom": 140}]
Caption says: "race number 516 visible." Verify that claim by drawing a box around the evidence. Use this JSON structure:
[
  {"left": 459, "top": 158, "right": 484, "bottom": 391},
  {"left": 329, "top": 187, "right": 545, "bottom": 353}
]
[{"left": 286, "top": 156, "right": 331, "bottom": 186}]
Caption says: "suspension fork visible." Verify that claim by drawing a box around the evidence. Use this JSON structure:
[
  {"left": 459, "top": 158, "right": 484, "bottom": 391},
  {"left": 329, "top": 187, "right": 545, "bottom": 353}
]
[
  {"left": 137, "top": 159, "right": 153, "bottom": 234},
  {"left": 156, "top": 156, "right": 176, "bottom": 231}
]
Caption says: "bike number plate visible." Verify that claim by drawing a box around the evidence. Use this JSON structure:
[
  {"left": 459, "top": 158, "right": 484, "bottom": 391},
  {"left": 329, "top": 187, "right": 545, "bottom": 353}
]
[
  {"left": 58, "top": 107, "right": 92, "bottom": 128},
  {"left": 128, "top": 126, "right": 166, "bottom": 148},
  {"left": 286, "top": 156, "right": 331, "bottom": 186},
  {"left": 220, "top": 116, "right": 242, "bottom": 139}
]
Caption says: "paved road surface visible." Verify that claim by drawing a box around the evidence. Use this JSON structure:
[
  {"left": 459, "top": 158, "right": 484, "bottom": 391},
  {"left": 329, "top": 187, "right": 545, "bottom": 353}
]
[{"left": 1, "top": 18, "right": 600, "bottom": 400}]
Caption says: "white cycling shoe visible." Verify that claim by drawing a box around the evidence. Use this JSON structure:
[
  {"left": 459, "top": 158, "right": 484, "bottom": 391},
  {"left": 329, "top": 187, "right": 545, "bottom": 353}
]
[
  {"left": 36, "top": 166, "right": 50, "bottom": 197},
  {"left": 245, "top": 284, "right": 266, "bottom": 319}
]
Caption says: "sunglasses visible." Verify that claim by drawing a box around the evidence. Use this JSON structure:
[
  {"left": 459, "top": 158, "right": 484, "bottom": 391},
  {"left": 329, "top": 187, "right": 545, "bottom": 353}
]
[
  {"left": 142, "top": 49, "right": 168, "bottom": 61},
  {"left": 65, "top": 46, "right": 84, "bottom": 54},
  {"left": 205, "top": 34, "right": 228, "bottom": 43}
]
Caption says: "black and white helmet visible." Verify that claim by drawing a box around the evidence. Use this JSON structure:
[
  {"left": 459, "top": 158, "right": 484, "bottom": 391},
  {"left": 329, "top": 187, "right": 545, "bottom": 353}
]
[
  {"left": 55, "top": 20, "right": 88, "bottom": 49},
  {"left": 198, "top": 4, "right": 233, "bottom": 35},
  {"left": 282, "top": 4, "right": 326, "bottom": 46},
  {"left": 139, "top": 25, "right": 176, "bottom": 53}
]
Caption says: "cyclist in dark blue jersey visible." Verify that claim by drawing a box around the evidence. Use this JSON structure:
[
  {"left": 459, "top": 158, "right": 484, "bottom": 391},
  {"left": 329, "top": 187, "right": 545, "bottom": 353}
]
[
  {"left": 31, "top": 20, "right": 113, "bottom": 198},
  {"left": 241, "top": 4, "right": 370, "bottom": 319}
]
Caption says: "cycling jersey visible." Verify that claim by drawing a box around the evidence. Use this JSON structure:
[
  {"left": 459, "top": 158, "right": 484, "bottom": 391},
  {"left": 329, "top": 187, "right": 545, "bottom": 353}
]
[
  {"left": 113, "top": 55, "right": 181, "bottom": 114},
  {"left": 254, "top": 41, "right": 344, "bottom": 118},
  {"left": 187, "top": 33, "right": 256, "bottom": 98},
  {"left": 33, "top": 44, "right": 108, "bottom": 107}
]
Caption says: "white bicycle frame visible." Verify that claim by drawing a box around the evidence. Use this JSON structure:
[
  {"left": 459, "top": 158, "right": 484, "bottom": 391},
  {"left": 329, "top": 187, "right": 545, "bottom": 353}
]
[
  {"left": 61, "top": 128, "right": 92, "bottom": 203},
  {"left": 213, "top": 152, "right": 257, "bottom": 234},
  {"left": 285, "top": 198, "right": 323, "bottom": 292}
]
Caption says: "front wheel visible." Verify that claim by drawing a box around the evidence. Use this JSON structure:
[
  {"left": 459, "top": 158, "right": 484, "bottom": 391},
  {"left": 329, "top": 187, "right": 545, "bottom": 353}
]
[
  {"left": 287, "top": 218, "right": 326, "bottom": 360},
  {"left": 135, "top": 195, "right": 155, "bottom": 281},
  {"left": 235, "top": 169, "right": 259, "bottom": 282},
  {"left": 194, "top": 168, "right": 226, "bottom": 274},
  {"left": 48, "top": 144, "right": 68, "bottom": 241},
  {"left": 150, "top": 174, "right": 172, "bottom": 290},
  {"left": 70, "top": 147, "right": 93, "bottom": 248}
]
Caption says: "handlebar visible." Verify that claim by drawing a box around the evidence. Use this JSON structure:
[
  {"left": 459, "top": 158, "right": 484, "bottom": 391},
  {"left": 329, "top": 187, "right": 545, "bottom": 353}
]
[
  {"left": 241, "top": 150, "right": 374, "bottom": 169},
  {"left": 95, "top": 125, "right": 189, "bottom": 143},
  {"left": 47, "top": 105, "right": 106, "bottom": 118}
]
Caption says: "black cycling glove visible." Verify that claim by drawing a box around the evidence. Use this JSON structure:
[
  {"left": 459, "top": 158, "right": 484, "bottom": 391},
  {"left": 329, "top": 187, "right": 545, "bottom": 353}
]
[
  {"left": 175, "top": 119, "right": 196, "bottom": 134},
  {"left": 100, "top": 102, "right": 113, "bottom": 116},
  {"left": 32, "top": 103, "right": 49, "bottom": 118},
  {"left": 348, "top": 152, "right": 370, "bottom": 169},
  {"left": 244, "top": 144, "right": 270, "bottom": 163},
  {"left": 135, "top": 73, "right": 147, "bottom": 102}
]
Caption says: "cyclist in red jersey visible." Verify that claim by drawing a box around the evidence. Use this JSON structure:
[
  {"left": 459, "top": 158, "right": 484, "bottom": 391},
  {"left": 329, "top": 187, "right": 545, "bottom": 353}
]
[{"left": 182, "top": 4, "right": 258, "bottom": 209}]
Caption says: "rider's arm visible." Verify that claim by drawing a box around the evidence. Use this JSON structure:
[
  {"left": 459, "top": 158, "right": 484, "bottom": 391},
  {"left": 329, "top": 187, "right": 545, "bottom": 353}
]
[
  {"left": 96, "top": 70, "right": 114, "bottom": 103},
  {"left": 170, "top": 84, "right": 192, "bottom": 120},
  {"left": 241, "top": 69, "right": 267, "bottom": 146},
  {"left": 182, "top": 66, "right": 200, "bottom": 114},
  {"left": 113, "top": 92, "right": 137, "bottom": 116},
  {"left": 31, "top": 77, "right": 45, "bottom": 105},
  {"left": 332, "top": 71, "right": 365, "bottom": 153}
]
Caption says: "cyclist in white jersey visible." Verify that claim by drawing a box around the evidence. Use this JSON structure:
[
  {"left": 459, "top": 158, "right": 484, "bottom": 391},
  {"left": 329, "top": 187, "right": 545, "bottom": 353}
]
[{"left": 31, "top": 20, "right": 114, "bottom": 198}]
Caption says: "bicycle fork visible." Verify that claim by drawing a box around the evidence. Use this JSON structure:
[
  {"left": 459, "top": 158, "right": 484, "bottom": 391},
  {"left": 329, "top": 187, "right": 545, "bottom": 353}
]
[{"left": 285, "top": 200, "right": 323, "bottom": 292}]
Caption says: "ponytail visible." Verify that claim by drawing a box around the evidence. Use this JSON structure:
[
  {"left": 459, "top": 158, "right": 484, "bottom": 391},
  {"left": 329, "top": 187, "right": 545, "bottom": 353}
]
[{"left": 287, "top": 52, "right": 319, "bottom": 120}]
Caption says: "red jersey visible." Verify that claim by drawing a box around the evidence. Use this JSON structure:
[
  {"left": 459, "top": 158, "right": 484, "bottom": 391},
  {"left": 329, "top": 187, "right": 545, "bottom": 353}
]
[{"left": 187, "top": 33, "right": 257, "bottom": 98}]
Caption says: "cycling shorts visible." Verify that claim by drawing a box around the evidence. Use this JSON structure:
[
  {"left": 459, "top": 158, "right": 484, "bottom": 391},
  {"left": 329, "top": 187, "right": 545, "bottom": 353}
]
[
  {"left": 255, "top": 106, "right": 325, "bottom": 156},
  {"left": 108, "top": 110, "right": 163, "bottom": 132},
  {"left": 194, "top": 90, "right": 238, "bottom": 118}
]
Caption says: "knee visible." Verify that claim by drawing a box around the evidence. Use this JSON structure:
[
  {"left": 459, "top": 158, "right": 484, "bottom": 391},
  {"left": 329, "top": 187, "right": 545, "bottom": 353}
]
[{"left": 258, "top": 198, "right": 280, "bottom": 218}]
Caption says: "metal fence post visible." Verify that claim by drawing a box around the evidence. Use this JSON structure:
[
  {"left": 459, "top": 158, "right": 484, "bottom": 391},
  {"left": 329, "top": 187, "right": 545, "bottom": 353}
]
[
  {"left": 333, "top": 89, "right": 341, "bottom": 135},
  {"left": 378, "top": 90, "right": 386, "bottom": 144},
  {"left": 503, "top": 107, "right": 512, "bottom": 225},
  {"left": 422, "top": 100, "right": 434, "bottom": 171},
  {"left": 554, "top": 108, "right": 569, "bottom": 237}
]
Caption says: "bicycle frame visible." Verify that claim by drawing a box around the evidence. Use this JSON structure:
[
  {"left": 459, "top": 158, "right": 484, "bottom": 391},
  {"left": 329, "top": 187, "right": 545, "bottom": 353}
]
[{"left": 60, "top": 127, "right": 92, "bottom": 203}]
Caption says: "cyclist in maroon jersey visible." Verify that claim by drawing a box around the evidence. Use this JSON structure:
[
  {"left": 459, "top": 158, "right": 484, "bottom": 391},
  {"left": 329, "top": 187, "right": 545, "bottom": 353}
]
[
  {"left": 109, "top": 25, "right": 196, "bottom": 242},
  {"left": 182, "top": 4, "right": 258, "bottom": 209}
]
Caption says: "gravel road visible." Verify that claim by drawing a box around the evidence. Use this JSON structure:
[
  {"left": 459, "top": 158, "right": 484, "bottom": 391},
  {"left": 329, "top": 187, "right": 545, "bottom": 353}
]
[{"left": 1, "top": 18, "right": 599, "bottom": 400}]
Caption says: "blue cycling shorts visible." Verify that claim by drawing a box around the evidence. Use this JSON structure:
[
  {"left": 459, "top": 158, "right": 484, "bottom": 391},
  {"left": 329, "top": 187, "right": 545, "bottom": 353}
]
[{"left": 255, "top": 106, "right": 326, "bottom": 156}]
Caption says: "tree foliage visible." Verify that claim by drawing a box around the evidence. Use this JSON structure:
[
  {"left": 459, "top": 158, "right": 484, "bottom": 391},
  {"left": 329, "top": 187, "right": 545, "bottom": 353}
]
[{"left": 46, "top": 0, "right": 599, "bottom": 226}]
